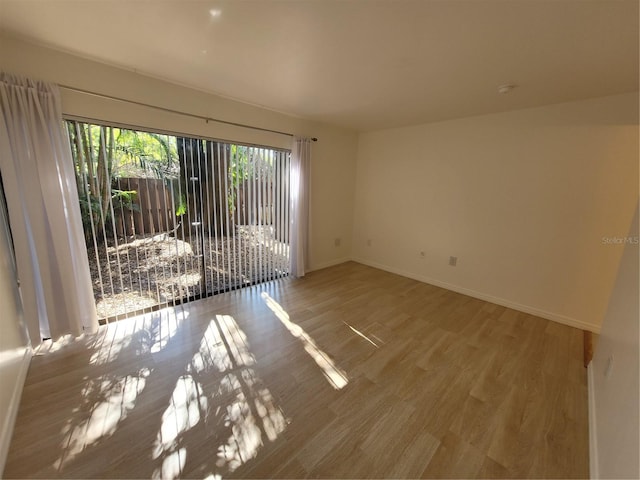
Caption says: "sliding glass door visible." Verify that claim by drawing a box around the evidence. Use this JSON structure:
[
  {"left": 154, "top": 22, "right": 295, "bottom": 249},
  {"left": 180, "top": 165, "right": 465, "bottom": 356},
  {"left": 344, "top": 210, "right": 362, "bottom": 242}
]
[{"left": 67, "top": 121, "right": 291, "bottom": 322}]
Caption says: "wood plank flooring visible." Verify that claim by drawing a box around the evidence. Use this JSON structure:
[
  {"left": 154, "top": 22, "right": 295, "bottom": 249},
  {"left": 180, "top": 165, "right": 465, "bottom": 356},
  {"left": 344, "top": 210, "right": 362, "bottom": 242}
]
[{"left": 3, "top": 262, "right": 589, "bottom": 479}]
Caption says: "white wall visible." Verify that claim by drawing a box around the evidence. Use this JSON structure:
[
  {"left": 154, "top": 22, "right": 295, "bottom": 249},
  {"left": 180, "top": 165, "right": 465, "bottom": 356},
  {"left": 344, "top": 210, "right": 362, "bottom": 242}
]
[
  {"left": 0, "top": 35, "right": 358, "bottom": 271},
  {"left": 0, "top": 180, "right": 31, "bottom": 476},
  {"left": 353, "top": 93, "right": 638, "bottom": 332},
  {"left": 589, "top": 202, "right": 639, "bottom": 479}
]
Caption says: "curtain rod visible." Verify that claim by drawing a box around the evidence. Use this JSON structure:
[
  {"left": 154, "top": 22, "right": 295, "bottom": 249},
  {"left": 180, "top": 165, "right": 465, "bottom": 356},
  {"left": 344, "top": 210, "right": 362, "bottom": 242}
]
[{"left": 58, "top": 84, "right": 318, "bottom": 142}]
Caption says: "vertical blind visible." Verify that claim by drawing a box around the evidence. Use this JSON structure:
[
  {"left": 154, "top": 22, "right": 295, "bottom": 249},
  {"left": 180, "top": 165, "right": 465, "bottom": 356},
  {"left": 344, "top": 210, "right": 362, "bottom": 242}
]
[{"left": 67, "top": 120, "right": 291, "bottom": 322}]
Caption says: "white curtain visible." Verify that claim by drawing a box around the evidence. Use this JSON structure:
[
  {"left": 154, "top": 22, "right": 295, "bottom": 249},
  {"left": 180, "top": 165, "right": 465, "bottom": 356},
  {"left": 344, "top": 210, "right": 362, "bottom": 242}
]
[
  {"left": 0, "top": 72, "right": 98, "bottom": 344},
  {"left": 290, "top": 137, "right": 312, "bottom": 277}
]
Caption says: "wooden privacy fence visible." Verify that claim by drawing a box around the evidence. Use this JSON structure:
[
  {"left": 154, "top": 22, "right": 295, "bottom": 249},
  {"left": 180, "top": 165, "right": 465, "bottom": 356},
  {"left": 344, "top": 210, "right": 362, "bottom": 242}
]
[
  {"left": 112, "top": 176, "right": 285, "bottom": 240},
  {"left": 113, "top": 177, "right": 178, "bottom": 237},
  {"left": 235, "top": 181, "right": 274, "bottom": 225}
]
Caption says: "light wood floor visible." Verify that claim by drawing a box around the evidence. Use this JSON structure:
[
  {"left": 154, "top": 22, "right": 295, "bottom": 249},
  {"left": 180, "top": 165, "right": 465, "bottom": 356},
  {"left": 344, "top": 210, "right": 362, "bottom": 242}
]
[{"left": 4, "top": 262, "right": 589, "bottom": 479}]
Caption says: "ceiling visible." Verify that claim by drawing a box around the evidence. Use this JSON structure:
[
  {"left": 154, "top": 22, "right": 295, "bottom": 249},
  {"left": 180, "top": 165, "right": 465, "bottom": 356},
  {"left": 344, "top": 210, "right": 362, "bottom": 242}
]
[{"left": 0, "top": 0, "right": 637, "bottom": 131}]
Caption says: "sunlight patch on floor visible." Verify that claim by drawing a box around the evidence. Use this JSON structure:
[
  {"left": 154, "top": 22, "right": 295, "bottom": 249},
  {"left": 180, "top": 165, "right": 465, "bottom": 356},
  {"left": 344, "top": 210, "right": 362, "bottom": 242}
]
[
  {"left": 154, "top": 447, "right": 187, "bottom": 480},
  {"left": 149, "top": 309, "right": 187, "bottom": 353},
  {"left": 152, "top": 314, "right": 287, "bottom": 478},
  {"left": 152, "top": 375, "right": 206, "bottom": 479},
  {"left": 189, "top": 319, "right": 233, "bottom": 373},
  {"left": 261, "top": 292, "right": 349, "bottom": 389},
  {"left": 54, "top": 309, "right": 190, "bottom": 472},
  {"left": 55, "top": 368, "right": 150, "bottom": 470},
  {"left": 215, "top": 368, "right": 287, "bottom": 471},
  {"left": 217, "top": 314, "right": 257, "bottom": 368},
  {"left": 89, "top": 308, "right": 188, "bottom": 365},
  {"left": 35, "top": 335, "right": 75, "bottom": 355},
  {"left": 344, "top": 322, "right": 380, "bottom": 348}
]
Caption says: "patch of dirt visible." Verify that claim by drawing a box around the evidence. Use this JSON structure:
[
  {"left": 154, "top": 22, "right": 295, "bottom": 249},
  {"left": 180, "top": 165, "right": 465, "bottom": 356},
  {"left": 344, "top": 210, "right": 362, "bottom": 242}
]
[{"left": 88, "top": 229, "right": 289, "bottom": 319}]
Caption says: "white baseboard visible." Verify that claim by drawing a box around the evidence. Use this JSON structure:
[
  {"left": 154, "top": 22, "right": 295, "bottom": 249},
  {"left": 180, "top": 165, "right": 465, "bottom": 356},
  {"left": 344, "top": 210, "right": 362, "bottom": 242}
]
[
  {"left": 0, "top": 346, "right": 32, "bottom": 477},
  {"left": 309, "top": 257, "right": 352, "bottom": 273},
  {"left": 351, "top": 257, "right": 601, "bottom": 333},
  {"left": 587, "top": 363, "right": 598, "bottom": 479}
]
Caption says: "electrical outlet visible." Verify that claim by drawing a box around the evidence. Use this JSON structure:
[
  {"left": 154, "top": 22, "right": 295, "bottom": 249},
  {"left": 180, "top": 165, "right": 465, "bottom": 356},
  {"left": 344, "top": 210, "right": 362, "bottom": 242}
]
[
  {"left": 449, "top": 256, "right": 457, "bottom": 266},
  {"left": 367, "top": 239, "right": 372, "bottom": 247},
  {"left": 334, "top": 237, "right": 341, "bottom": 247}
]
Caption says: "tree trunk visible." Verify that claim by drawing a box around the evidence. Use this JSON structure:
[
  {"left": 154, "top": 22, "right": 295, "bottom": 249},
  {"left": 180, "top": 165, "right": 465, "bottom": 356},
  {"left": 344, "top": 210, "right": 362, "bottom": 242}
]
[
  {"left": 206, "top": 140, "right": 232, "bottom": 237},
  {"left": 177, "top": 137, "right": 232, "bottom": 238}
]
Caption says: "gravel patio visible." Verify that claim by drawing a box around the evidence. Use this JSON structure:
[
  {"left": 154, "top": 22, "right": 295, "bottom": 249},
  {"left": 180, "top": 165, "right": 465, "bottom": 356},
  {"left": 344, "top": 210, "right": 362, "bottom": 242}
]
[{"left": 87, "top": 228, "right": 289, "bottom": 319}]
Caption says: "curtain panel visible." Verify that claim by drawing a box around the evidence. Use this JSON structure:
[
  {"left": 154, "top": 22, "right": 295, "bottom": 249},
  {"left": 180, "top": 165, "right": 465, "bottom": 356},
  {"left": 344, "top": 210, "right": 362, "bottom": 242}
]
[
  {"left": 290, "top": 137, "right": 311, "bottom": 277},
  {"left": 0, "top": 72, "right": 98, "bottom": 343}
]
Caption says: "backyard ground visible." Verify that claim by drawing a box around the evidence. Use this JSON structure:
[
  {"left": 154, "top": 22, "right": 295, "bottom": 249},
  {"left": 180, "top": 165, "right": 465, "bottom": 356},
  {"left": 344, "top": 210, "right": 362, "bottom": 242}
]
[{"left": 87, "top": 229, "right": 289, "bottom": 319}]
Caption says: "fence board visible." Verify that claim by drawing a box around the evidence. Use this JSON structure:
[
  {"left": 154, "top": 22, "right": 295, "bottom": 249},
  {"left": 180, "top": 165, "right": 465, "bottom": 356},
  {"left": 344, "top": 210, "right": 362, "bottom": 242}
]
[{"left": 114, "top": 177, "right": 176, "bottom": 238}]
